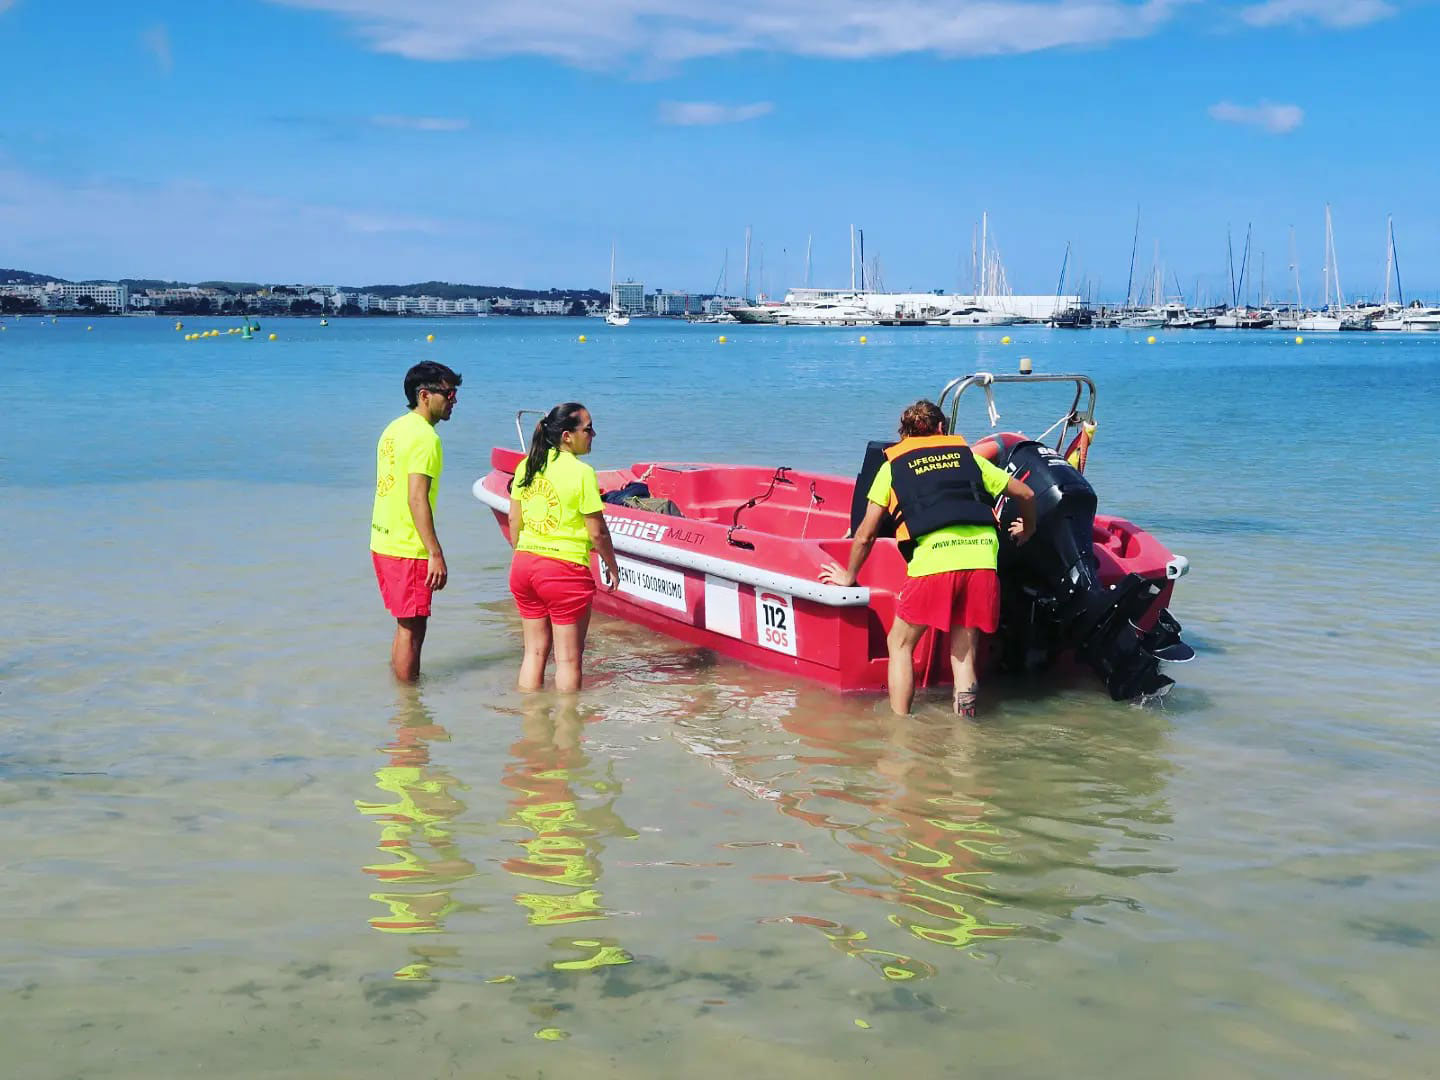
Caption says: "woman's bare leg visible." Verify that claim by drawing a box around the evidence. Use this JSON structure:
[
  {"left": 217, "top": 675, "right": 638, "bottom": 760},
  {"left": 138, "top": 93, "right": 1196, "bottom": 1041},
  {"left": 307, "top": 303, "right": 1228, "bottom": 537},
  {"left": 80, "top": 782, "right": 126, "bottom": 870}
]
[
  {"left": 518, "top": 617, "right": 553, "bottom": 691},
  {"left": 551, "top": 607, "right": 593, "bottom": 693}
]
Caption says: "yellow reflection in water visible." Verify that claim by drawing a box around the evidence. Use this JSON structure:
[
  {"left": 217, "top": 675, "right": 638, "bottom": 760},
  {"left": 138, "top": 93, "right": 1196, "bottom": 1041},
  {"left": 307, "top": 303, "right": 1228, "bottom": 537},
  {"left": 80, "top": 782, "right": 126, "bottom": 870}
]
[
  {"left": 500, "top": 697, "right": 637, "bottom": 970},
  {"left": 357, "top": 695, "right": 477, "bottom": 977},
  {"left": 670, "top": 688, "right": 1027, "bottom": 980}
]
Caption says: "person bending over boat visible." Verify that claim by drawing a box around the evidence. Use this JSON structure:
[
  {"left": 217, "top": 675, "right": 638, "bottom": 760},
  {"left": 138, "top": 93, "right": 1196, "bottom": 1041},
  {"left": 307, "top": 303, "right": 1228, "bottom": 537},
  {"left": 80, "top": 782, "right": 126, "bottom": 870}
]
[
  {"left": 508, "top": 403, "right": 620, "bottom": 692},
  {"left": 820, "top": 400, "right": 1036, "bottom": 717},
  {"left": 371, "top": 361, "right": 462, "bottom": 682}
]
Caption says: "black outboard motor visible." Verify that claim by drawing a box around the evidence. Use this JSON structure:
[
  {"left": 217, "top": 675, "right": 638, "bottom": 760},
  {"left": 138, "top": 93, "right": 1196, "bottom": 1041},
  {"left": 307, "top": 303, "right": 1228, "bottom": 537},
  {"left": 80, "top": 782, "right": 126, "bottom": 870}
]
[{"left": 992, "top": 441, "right": 1191, "bottom": 700}]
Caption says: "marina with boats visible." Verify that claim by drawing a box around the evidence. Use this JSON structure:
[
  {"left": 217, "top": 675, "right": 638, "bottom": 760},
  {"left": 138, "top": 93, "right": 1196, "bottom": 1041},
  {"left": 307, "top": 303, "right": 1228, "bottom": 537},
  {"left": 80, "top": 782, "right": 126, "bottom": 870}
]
[{"left": 650, "top": 209, "right": 1440, "bottom": 334}]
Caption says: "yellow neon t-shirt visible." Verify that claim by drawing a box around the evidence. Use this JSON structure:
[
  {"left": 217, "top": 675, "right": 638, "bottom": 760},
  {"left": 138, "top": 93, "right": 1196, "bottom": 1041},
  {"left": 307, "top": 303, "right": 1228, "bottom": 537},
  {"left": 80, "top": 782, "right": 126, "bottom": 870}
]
[
  {"left": 866, "top": 456, "right": 1009, "bottom": 576},
  {"left": 513, "top": 450, "right": 603, "bottom": 568},
  {"left": 371, "top": 411, "right": 443, "bottom": 559}
]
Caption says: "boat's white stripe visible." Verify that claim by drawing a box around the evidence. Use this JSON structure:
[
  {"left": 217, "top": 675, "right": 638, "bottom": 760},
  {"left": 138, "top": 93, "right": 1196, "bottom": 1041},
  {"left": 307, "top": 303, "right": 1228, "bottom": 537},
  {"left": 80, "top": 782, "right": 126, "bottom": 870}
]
[{"left": 473, "top": 478, "right": 871, "bottom": 608}]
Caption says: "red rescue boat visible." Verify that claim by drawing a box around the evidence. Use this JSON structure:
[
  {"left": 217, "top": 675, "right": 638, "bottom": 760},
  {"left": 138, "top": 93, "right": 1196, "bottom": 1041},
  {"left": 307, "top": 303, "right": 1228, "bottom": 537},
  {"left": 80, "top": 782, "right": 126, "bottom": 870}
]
[{"left": 474, "top": 373, "right": 1193, "bottom": 699}]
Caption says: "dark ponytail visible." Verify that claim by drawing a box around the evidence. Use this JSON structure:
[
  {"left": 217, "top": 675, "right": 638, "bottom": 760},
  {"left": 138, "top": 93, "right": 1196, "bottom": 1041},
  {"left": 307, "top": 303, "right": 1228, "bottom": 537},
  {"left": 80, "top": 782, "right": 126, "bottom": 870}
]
[{"left": 517, "top": 402, "right": 587, "bottom": 489}]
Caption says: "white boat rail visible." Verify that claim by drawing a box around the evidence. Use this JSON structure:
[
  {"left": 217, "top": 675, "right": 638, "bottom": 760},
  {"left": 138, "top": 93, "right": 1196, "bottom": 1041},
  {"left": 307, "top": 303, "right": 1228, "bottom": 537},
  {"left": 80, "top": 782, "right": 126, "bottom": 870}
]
[{"left": 473, "top": 479, "right": 872, "bottom": 608}]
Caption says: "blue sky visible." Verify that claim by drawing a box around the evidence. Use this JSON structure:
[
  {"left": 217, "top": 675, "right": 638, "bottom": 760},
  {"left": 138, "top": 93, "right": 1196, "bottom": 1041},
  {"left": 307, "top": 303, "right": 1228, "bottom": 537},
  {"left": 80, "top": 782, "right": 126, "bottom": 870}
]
[{"left": 2, "top": 0, "right": 1436, "bottom": 302}]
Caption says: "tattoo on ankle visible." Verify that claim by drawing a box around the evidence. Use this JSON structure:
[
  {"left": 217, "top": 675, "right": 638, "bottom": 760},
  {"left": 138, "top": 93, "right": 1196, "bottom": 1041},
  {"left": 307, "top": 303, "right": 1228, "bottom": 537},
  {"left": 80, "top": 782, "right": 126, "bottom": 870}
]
[{"left": 953, "top": 685, "right": 979, "bottom": 718}]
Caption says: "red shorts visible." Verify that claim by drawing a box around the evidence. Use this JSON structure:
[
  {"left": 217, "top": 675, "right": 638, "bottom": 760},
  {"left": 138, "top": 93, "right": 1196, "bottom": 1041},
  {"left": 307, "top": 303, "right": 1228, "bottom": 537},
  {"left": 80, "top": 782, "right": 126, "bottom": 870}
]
[
  {"left": 373, "top": 552, "right": 432, "bottom": 619},
  {"left": 509, "top": 551, "right": 596, "bottom": 625},
  {"left": 896, "top": 568, "right": 1000, "bottom": 633}
]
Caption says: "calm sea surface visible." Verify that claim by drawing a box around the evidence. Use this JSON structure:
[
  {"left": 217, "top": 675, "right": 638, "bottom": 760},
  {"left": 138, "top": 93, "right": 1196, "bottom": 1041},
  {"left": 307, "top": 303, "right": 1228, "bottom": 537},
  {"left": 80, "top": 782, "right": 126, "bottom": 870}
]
[{"left": 2, "top": 315, "right": 1437, "bottom": 1078}]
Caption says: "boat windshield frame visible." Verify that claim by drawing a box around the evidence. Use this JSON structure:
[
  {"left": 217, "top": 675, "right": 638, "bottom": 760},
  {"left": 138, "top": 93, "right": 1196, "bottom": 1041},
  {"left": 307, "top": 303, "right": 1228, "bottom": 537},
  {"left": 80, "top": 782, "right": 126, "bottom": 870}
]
[{"left": 937, "top": 372, "right": 1097, "bottom": 452}]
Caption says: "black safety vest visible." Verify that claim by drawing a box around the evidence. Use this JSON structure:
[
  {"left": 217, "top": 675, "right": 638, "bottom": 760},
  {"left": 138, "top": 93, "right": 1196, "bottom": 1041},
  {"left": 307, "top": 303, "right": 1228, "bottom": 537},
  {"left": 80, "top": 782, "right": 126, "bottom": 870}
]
[{"left": 883, "top": 435, "right": 996, "bottom": 541}]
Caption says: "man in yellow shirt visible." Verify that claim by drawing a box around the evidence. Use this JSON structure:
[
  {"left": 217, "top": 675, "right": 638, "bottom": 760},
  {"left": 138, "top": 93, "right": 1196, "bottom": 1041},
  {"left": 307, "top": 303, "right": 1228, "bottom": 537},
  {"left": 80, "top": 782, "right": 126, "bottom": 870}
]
[
  {"left": 821, "top": 400, "right": 1036, "bottom": 717},
  {"left": 372, "top": 361, "right": 462, "bottom": 682}
]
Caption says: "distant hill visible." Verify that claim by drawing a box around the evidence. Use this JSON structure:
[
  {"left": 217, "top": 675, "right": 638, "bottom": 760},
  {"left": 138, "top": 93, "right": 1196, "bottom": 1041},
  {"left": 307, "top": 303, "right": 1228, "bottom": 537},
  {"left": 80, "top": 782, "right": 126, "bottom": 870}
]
[
  {"left": 1, "top": 268, "right": 607, "bottom": 299},
  {"left": 0, "top": 269, "right": 64, "bottom": 285},
  {"left": 351, "top": 281, "right": 607, "bottom": 301}
]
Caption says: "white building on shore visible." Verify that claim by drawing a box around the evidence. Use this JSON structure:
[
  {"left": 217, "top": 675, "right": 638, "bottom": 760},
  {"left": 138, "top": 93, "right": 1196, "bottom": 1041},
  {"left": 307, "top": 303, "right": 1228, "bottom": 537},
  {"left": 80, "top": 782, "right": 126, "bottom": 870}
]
[{"left": 611, "top": 280, "right": 644, "bottom": 313}]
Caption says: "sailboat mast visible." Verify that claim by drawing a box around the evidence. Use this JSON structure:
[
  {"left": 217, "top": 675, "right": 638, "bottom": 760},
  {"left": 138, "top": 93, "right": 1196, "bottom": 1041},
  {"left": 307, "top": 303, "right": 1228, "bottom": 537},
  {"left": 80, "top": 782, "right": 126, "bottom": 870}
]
[
  {"left": 981, "top": 212, "right": 989, "bottom": 296},
  {"left": 1152, "top": 240, "right": 1160, "bottom": 306},
  {"left": 1289, "top": 225, "right": 1301, "bottom": 311},
  {"left": 743, "top": 225, "right": 752, "bottom": 303},
  {"left": 609, "top": 242, "right": 617, "bottom": 309},
  {"left": 858, "top": 229, "right": 866, "bottom": 292},
  {"left": 1391, "top": 216, "right": 1405, "bottom": 307},
  {"left": 1236, "top": 225, "right": 1251, "bottom": 310},
  {"left": 1383, "top": 215, "right": 1393, "bottom": 307},
  {"left": 1227, "top": 226, "right": 1236, "bottom": 309},
  {"left": 970, "top": 224, "right": 978, "bottom": 297},
  {"left": 1125, "top": 206, "right": 1140, "bottom": 308},
  {"left": 1328, "top": 205, "right": 1345, "bottom": 309},
  {"left": 849, "top": 224, "right": 856, "bottom": 292},
  {"left": 805, "top": 233, "right": 812, "bottom": 289}
]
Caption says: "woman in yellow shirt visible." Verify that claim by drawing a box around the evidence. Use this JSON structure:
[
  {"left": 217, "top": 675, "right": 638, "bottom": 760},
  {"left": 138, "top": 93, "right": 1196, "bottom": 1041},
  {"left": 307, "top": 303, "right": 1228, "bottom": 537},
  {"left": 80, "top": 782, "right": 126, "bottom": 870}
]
[{"left": 508, "top": 402, "right": 620, "bottom": 692}]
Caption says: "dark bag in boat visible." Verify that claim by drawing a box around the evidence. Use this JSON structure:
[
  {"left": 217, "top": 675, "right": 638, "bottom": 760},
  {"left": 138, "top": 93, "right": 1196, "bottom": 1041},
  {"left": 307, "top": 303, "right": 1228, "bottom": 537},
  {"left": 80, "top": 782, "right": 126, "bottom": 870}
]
[
  {"left": 602, "top": 481, "right": 650, "bottom": 504},
  {"left": 623, "top": 495, "right": 682, "bottom": 517}
]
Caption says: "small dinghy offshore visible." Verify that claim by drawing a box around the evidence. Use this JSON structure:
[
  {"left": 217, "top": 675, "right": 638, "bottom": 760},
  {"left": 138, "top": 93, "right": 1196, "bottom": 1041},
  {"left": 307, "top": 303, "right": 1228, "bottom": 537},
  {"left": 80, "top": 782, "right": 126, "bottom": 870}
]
[{"left": 474, "top": 372, "right": 1194, "bottom": 700}]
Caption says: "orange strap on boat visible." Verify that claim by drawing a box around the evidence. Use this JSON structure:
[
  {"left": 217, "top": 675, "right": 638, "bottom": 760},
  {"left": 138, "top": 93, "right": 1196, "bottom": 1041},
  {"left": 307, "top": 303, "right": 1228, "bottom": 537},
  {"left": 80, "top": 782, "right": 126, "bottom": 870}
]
[{"left": 1064, "top": 422, "right": 1097, "bottom": 472}]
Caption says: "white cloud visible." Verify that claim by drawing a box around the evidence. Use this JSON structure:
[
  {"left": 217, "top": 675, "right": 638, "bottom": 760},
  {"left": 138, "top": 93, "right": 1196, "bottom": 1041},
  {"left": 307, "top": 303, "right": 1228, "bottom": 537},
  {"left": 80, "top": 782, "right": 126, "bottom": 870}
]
[
  {"left": 141, "top": 24, "right": 173, "bottom": 75},
  {"left": 1208, "top": 100, "right": 1304, "bottom": 133},
  {"left": 1240, "top": 0, "right": 1394, "bottom": 27},
  {"left": 265, "top": 0, "right": 1192, "bottom": 66},
  {"left": 658, "top": 101, "right": 773, "bottom": 125},
  {"left": 369, "top": 113, "right": 469, "bottom": 131}
]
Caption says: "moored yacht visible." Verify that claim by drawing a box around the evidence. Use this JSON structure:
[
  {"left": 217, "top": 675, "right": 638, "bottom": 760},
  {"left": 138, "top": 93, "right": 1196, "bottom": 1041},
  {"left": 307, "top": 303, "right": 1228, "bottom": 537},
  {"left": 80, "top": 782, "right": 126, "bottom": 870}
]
[
  {"left": 1373, "top": 301, "right": 1440, "bottom": 331},
  {"left": 926, "top": 305, "right": 1017, "bottom": 327},
  {"left": 1161, "top": 302, "right": 1216, "bottom": 329},
  {"left": 1118, "top": 307, "right": 1165, "bottom": 328}
]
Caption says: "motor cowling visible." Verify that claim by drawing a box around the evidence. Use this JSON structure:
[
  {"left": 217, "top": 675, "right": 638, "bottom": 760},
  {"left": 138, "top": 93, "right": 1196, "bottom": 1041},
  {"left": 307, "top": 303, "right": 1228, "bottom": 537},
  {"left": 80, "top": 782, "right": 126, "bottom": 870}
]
[
  {"left": 994, "top": 441, "right": 1099, "bottom": 593},
  {"left": 992, "top": 440, "right": 1189, "bottom": 700}
]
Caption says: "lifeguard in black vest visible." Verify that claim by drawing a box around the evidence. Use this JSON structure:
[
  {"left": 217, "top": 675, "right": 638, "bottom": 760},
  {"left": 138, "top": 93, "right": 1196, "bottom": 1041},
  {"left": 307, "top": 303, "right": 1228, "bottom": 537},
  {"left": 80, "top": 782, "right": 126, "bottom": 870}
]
[{"left": 820, "top": 400, "right": 1037, "bottom": 717}]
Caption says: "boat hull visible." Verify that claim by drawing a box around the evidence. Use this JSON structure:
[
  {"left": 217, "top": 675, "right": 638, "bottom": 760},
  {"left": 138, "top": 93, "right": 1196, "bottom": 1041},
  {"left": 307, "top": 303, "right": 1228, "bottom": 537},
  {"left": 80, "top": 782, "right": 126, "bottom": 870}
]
[{"left": 476, "top": 447, "right": 1181, "bottom": 694}]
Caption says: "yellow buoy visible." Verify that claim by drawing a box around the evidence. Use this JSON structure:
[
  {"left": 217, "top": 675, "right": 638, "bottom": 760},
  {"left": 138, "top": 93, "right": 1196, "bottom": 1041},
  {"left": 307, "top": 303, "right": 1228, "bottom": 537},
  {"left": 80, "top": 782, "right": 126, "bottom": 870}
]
[
  {"left": 268, "top": 332, "right": 278, "bottom": 341},
  {"left": 859, "top": 335, "right": 867, "bottom": 344},
  {"left": 1295, "top": 335, "right": 1304, "bottom": 345},
  {"left": 1001, "top": 335, "right": 1011, "bottom": 345},
  {"left": 175, "top": 322, "right": 183, "bottom": 331},
  {"left": 578, "top": 334, "right": 587, "bottom": 343},
  {"left": 717, "top": 335, "right": 727, "bottom": 344},
  {"left": 425, "top": 333, "right": 435, "bottom": 343},
  {"left": 86, "top": 326, "right": 93, "bottom": 331},
  {"left": 1147, "top": 335, "right": 1157, "bottom": 345}
]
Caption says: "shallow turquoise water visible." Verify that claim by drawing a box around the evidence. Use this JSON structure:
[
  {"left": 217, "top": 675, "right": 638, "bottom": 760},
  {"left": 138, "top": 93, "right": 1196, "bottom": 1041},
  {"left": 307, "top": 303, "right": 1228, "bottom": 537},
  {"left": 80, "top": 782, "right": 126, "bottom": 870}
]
[{"left": 2, "top": 315, "right": 1437, "bottom": 1077}]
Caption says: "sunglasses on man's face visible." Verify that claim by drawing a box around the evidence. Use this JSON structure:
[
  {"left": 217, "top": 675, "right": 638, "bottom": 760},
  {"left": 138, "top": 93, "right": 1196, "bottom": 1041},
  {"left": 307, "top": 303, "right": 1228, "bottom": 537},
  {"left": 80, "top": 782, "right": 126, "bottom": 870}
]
[{"left": 422, "top": 386, "right": 458, "bottom": 402}]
